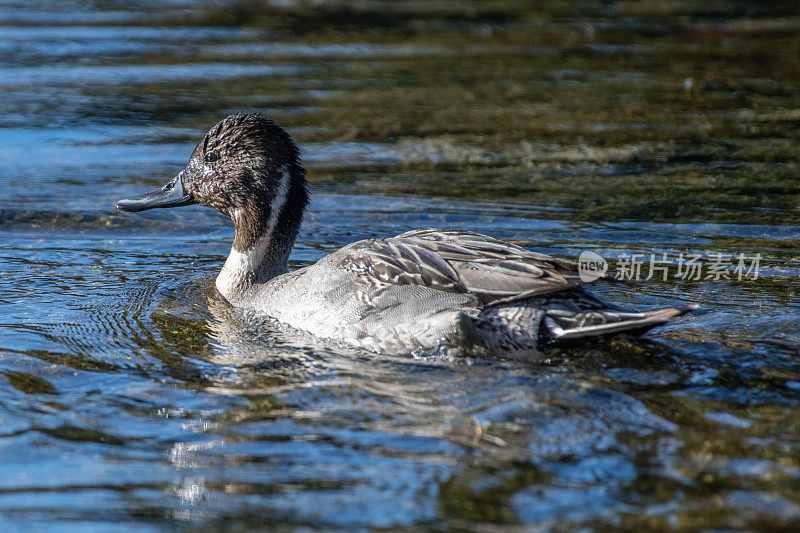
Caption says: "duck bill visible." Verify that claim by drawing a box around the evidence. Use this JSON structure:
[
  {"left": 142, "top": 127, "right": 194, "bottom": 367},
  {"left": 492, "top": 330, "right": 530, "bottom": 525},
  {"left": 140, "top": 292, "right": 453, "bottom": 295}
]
[{"left": 115, "top": 174, "right": 195, "bottom": 212}]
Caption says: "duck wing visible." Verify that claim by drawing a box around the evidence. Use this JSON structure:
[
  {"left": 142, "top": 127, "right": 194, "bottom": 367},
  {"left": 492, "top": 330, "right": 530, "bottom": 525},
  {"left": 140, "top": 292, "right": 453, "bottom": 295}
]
[{"left": 341, "top": 228, "right": 594, "bottom": 306}]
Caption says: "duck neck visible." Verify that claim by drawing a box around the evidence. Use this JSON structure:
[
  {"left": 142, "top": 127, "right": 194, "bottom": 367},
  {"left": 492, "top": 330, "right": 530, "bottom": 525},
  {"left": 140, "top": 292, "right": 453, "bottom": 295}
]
[{"left": 215, "top": 164, "right": 308, "bottom": 302}]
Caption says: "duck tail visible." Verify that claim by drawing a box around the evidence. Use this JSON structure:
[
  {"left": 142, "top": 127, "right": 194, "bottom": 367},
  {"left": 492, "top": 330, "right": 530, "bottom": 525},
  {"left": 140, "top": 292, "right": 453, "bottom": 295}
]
[{"left": 543, "top": 304, "right": 698, "bottom": 344}]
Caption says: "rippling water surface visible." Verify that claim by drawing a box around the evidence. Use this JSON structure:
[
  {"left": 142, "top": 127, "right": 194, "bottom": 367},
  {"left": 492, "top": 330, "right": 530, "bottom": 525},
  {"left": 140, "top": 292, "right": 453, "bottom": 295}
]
[{"left": 1, "top": 0, "right": 800, "bottom": 529}]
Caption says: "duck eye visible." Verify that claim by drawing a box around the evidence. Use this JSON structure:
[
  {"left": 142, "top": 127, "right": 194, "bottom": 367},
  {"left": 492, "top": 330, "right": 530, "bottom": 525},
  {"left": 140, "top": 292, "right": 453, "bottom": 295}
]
[{"left": 204, "top": 152, "right": 219, "bottom": 163}]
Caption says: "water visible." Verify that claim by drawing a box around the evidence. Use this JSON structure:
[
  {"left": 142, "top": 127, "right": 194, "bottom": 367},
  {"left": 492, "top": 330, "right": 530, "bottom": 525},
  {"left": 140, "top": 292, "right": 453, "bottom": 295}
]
[{"left": 1, "top": 0, "right": 799, "bottom": 529}]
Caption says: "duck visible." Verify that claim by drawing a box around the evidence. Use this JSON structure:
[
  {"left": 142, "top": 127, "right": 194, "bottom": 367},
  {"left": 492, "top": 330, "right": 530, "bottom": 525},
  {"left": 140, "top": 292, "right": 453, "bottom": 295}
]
[{"left": 115, "top": 113, "right": 694, "bottom": 356}]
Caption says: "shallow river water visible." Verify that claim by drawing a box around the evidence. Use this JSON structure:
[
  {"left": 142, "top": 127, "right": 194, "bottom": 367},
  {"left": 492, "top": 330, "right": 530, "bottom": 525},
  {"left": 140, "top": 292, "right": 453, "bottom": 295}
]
[{"left": 1, "top": 0, "right": 800, "bottom": 530}]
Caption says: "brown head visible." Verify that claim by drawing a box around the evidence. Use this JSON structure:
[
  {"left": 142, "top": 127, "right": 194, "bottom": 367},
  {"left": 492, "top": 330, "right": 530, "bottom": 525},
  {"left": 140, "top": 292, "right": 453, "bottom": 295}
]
[{"left": 115, "top": 113, "right": 309, "bottom": 257}]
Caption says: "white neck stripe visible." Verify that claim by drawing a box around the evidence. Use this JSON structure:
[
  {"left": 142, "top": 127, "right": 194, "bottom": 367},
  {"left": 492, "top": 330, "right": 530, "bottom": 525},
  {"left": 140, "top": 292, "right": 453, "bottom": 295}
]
[
  {"left": 216, "top": 165, "right": 292, "bottom": 299},
  {"left": 262, "top": 163, "right": 291, "bottom": 248}
]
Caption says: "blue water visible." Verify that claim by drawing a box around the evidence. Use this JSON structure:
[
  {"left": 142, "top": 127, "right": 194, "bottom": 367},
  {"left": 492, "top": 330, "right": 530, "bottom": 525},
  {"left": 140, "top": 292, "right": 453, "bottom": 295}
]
[{"left": 1, "top": 0, "right": 800, "bottom": 529}]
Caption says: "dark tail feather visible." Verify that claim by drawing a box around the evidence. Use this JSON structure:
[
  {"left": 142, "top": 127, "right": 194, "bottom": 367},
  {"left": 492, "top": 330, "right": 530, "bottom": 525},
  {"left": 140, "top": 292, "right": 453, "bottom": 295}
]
[{"left": 544, "top": 304, "right": 698, "bottom": 343}]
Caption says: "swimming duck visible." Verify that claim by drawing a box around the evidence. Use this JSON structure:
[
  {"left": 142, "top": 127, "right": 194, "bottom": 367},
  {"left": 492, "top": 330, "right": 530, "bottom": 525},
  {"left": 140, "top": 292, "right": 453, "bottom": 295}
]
[{"left": 116, "top": 113, "right": 693, "bottom": 355}]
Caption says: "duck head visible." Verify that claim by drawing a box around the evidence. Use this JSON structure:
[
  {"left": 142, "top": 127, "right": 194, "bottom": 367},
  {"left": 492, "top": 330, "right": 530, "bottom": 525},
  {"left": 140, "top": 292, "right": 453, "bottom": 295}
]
[{"left": 116, "top": 113, "right": 309, "bottom": 298}]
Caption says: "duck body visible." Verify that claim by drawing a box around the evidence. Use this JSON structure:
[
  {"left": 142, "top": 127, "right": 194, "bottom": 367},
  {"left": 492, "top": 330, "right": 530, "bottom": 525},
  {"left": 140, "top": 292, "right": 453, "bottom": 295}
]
[
  {"left": 231, "top": 228, "right": 688, "bottom": 355},
  {"left": 116, "top": 113, "right": 692, "bottom": 356},
  {"left": 230, "top": 232, "right": 483, "bottom": 354},
  {"left": 227, "top": 228, "right": 548, "bottom": 354}
]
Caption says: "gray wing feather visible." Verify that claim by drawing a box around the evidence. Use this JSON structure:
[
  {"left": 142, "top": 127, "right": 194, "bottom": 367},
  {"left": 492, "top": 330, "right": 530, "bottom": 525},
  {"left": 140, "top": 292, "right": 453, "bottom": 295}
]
[{"left": 340, "top": 228, "right": 591, "bottom": 305}]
